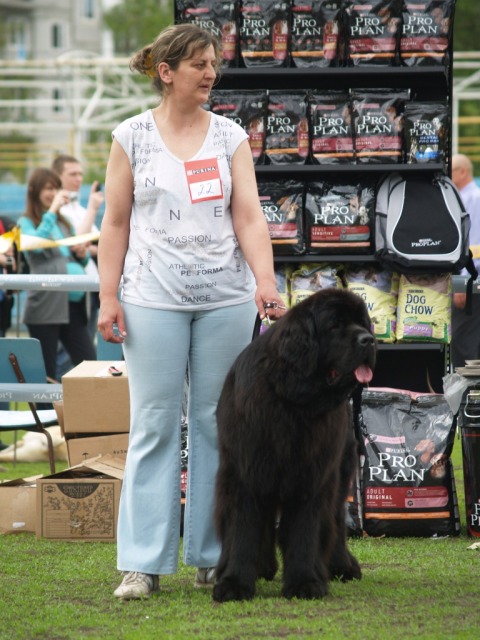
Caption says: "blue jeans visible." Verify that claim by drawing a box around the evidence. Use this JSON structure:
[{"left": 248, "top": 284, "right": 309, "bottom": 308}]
[{"left": 117, "top": 300, "right": 257, "bottom": 575}]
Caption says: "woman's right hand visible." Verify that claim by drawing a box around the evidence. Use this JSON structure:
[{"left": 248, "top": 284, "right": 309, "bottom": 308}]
[
  {"left": 50, "top": 189, "right": 71, "bottom": 214},
  {"left": 98, "top": 296, "right": 127, "bottom": 343}
]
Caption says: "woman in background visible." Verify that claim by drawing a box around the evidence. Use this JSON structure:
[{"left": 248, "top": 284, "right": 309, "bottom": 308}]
[{"left": 17, "top": 168, "right": 95, "bottom": 380}]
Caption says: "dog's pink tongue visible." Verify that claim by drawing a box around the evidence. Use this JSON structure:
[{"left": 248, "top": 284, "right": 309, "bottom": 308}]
[{"left": 355, "top": 364, "right": 373, "bottom": 383}]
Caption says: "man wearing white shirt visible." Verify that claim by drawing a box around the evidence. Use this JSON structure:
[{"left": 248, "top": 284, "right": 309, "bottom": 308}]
[
  {"left": 451, "top": 153, "right": 480, "bottom": 369},
  {"left": 52, "top": 154, "right": 104, "bottom": 339}
]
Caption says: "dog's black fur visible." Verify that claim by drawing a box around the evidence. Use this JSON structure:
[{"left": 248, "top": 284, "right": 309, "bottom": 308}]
[{"left": 213, "top": 288, "right": 376, "bottom": 602}]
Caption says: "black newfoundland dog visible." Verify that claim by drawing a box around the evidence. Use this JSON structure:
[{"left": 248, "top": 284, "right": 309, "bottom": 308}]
[{"left": 213, "top": 288, "right": 376, "bottom": 602}]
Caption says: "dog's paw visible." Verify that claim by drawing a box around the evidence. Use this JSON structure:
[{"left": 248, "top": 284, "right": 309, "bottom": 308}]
[
  {"left": 329, "top": 554, "right": 362, "bottom": 582},
  {"left": 212, "top": 578, "right": 255, "bottom": 603},
  {"left": 282, "top": 579, "right": 329, "bottom": 600}
]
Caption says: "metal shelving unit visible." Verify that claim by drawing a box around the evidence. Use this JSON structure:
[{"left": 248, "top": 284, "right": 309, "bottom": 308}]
[{"left": 216, "top": 56, "right": 454, "bottom": 393}]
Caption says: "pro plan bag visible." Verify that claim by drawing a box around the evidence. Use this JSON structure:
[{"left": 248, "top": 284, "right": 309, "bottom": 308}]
[
  {"left": 358, "top": 388, "right": 461, "bottom": 538},
  {"left": 375, "top": 172, "right": 478, "bottom": 312}
]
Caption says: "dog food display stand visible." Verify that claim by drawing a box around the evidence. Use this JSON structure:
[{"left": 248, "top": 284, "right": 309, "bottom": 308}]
[{"left": 210, "top": 15, "right": 455, "bottom": 394}]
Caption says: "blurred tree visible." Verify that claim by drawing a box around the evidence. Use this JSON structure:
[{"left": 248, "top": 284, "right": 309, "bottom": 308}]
[
  {"left": 453, "top": 0, "right": 480, "bottom": 174},
  {"left": 103, "top": 0, "right": 173, "bottom": 56},
  {"left": 454, "top": 0, "right": 480, "bottom": 52}
]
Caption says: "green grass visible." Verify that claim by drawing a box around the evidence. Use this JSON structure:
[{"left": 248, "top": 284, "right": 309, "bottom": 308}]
[{"left": 0, "top": 433, "right": 479, "bottom": 640}]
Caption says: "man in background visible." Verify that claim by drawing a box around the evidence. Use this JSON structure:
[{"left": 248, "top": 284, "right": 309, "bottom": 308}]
[
  {"left": 451, "top": 153, "right": 480, "bottom": 369},
  {"left": 52, "top": 155, "right": 104, "bottom": 340}
]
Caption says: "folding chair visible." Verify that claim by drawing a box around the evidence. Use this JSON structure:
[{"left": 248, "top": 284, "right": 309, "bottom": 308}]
[{"left": 0, "top": 337, "right": 63, "bottom": 474}]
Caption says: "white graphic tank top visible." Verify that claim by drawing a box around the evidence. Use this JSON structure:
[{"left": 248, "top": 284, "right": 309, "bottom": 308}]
[{"left": 112, "top": 110, "right": 255, "bottom": 310}]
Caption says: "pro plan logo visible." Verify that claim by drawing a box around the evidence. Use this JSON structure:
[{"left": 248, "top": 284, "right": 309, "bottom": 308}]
[{"left": 411, "top": 237, "right": 442, "bottom": 248}]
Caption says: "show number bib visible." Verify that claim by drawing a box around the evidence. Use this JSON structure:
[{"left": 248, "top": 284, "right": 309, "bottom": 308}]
[{"left": 184, "top": 158, "right": 223, "bottom": 204}]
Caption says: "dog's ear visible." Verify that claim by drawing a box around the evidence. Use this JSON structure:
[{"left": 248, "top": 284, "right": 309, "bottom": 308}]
[
  {"left": 268, "top": 310, "right": 322, "bottom": 399},
  {"left": 276, "top": 316, "right": 320, "bottom": 374}
]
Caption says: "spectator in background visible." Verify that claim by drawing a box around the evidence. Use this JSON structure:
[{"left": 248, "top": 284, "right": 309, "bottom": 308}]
[
  {"left": 0, "top": 215, "right": 16, "bottom": 338},
  {"left": 0, "top": 215, "right": 17, "bottom": 426},
  {"left": 17, "top": 168, "right": 96, "bottom": 380},
  {"left": 52, "top": 154, "right": 103, "bottom": 339},
  {"left": 451, "top": 153, "right": 480, "bottom": 369}
]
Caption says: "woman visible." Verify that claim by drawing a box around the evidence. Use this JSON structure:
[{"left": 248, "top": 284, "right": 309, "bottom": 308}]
[
  {"left": 17, "top": 168, "right": 96, "bottom": 380},
  {"left": 97, "top": 23, "right": 285, "bottom": 600}
]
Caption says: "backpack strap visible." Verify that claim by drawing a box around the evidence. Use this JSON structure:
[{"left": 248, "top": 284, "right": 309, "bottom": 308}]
[{"left": 464, "top": 250, "right": 478, "bottom": 315}]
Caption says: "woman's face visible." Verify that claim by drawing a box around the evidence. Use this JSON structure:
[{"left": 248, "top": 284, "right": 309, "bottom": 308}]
[
  {"left": 166, "top": 45, "right": 217, "bottom": 104},
  {"left": 39, "top": 181, "right": 59, "bottom": 211}
]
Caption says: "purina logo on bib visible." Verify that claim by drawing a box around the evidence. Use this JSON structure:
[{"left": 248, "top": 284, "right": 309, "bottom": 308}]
[{"left": 184, "top": 158, "right": 223, "bottom": 204}]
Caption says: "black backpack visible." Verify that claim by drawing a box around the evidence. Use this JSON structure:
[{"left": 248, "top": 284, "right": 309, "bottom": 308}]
[{"left": 375, "top": 172, "right": 478, "bottom": 312}]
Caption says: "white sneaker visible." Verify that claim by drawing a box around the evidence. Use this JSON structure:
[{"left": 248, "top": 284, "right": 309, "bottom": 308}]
[
  {"left": 114, "top": 571, "right": 159, "bottom": 600},
  {"left": 194, "top": 567, "right": 216, "bottom": 588}
]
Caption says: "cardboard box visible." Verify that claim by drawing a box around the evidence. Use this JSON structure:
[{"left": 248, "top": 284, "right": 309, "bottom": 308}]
[
  {"left": 66, "top": 433, "right": 129, "bottom": 467},
  {"left": 62, "top": 361, "right": 130, "bottom": 434},
  {"left": 53, "top": 400, "right": 64, "bottom": 436},
  {"left": 36, "top": 455, "right": 124, "bottom": 541},
  {"left": 0, "top": 476, "right": 40, "bottom": 535}
]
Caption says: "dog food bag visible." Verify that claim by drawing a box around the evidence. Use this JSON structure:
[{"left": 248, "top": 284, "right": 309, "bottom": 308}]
[
  {"left": 404, "top": 101, "right": 449, "bottom": 164},
  {"left": 208, "top": 90, "right": 268, "bottom": 165},
  {"left": 289, "top": 263, "right": 343, "bottom": 306},
  {"left": 359, "top": 388, "right": 460, "bottom": 537},
  {"left": 304, "top": 180, "right": 375, "bottom": 254},
  {"left": 239, "top": 0, "right": 290, "bottom": 67},
  {"left": 309, "top": 90, "right": 354, "bottom": 164},
  {"left": 344, "top": 0, "right": 402, "bottom": 66},
  {"left": 351, "top": 89, "right": 409, "bottom": 164},
  {"left": 396, "top": 273, "right": 452, "bottom": 343},
  {"left": 400, "top": 0, "right": 456, "bottom": 67},
  {"left": 176, "top": 1, "right": 239, "bottom": 67},
  {"left": 274, "top": 263, "right": 293, "bottom": 309},
  {"left": 257, "top": 179, "right": 305, "bottom": 255},
  {"left": 346, "top": 465, "right": 364, "bottom": 537},
  {"left": 345, "top": 264, "right": 399, "bottom": 342},
  {"left": 458, "top": 387, "right": 480, "bottom": 537},
  {"left": 290, "top": 0, "right": 342, "bottom": 68},
  {"left": 266, "top": 91, "right": 310, "bottom": 164}
]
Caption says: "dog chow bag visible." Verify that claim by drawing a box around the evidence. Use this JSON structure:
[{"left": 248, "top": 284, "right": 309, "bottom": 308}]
[
  {"left": 345, "top": 264, "right": 399, "bottom": 342},
  {"left": 359, "top": 388, "right": 460, "bottom": 537},
  {"left": 289, "top": 263, "right": 343, "bottom": 306},
  {"left": 396, "top": 273, "right": 452, "bottom": 343}
]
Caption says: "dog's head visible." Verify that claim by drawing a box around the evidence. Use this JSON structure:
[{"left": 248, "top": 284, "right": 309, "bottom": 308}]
[{"left": 266, "top": 288, "right": 376, "bottom": 405}]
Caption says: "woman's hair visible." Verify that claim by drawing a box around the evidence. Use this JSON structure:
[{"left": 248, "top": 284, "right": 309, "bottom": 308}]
[
  {"left": 26, "top": 167, "right": 72, "bottom": 230},
  {"left": 129, "top": 23, "right": 221, "bottom": 96}
]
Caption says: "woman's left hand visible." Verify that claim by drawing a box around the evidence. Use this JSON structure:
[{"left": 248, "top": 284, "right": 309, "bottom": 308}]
[
  {"left": 71, "top": 243, "right": 89, "bottom": 259},
  {"left": 255, "top": 284, "right": 287, "bottom": 321}
]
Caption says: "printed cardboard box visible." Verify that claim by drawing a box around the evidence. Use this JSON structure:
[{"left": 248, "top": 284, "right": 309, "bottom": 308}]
[
  {"left": 66, "top": 433, "right": 129, "bottom": 467},
  {"left": 0, "top": 476, "right": 40, "bottom": 534},
  {"left": 62, "top": 361, "right": 129, "bottom": 433},
  {"left": 36, "top": 455, "right": 124, "bottom": 541}
]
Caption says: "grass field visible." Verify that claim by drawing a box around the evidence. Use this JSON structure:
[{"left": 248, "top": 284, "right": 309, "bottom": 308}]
[{"left": 0, "top": 432, "right": 479, "bottom": 640}]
